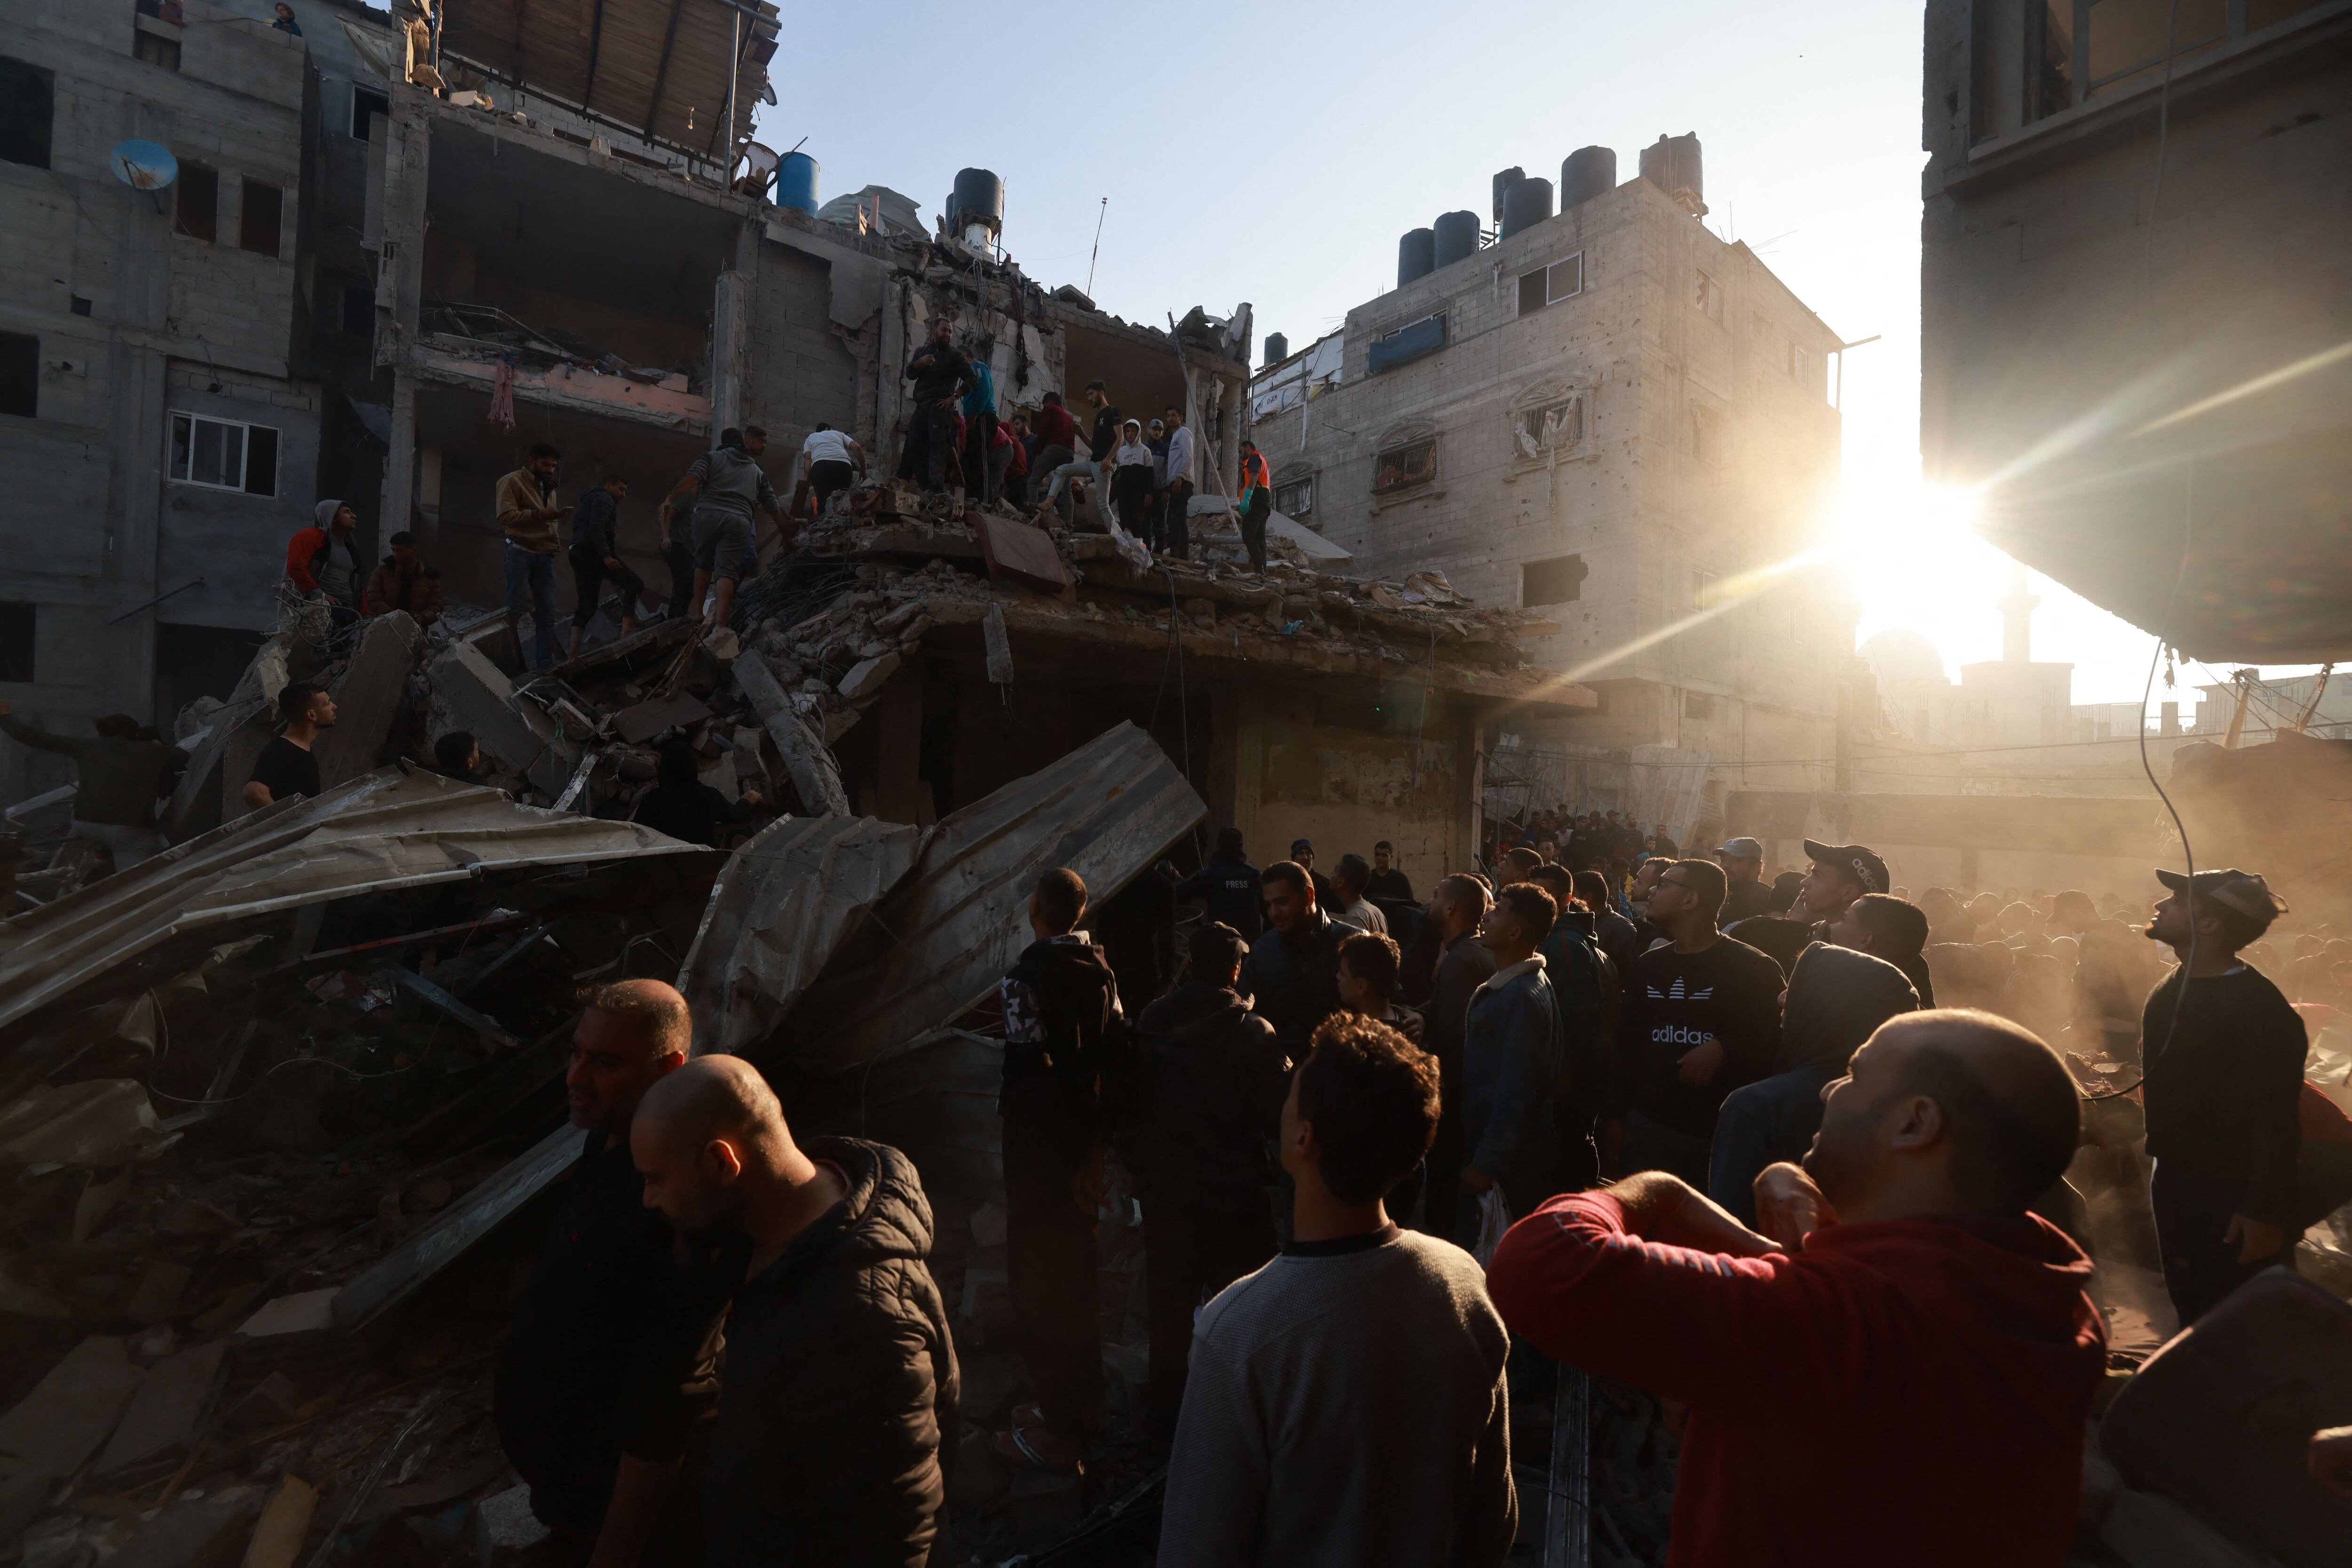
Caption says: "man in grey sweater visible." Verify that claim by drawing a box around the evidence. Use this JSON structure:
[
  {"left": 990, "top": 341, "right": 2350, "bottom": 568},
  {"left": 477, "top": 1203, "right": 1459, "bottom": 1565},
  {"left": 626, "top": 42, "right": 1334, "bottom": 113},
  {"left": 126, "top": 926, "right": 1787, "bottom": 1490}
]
[{"left": 1159, "top": 1014, "right": 1516, "bottom": 1568}]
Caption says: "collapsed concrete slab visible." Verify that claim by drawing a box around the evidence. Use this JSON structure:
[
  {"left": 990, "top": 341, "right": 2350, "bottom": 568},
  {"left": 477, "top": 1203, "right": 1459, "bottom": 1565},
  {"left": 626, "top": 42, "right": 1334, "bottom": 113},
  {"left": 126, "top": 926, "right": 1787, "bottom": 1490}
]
[
  {"left": 427, "top": 641, "right": 552, "bottom": 780},
  {"left": 733, "top": 649, "right": 851, "bottom": 816},
  {"left": 312, "top": 611, "right": 425, "bottom": 788}
]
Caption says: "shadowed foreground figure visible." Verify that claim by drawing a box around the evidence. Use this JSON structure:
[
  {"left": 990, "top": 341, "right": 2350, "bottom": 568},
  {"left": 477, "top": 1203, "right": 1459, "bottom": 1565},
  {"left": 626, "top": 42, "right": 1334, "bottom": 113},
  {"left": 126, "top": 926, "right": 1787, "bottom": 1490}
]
[
  {"left": 1489, "top": 1010, "right": 2106, "bottom": 1568},
  {"left": 634, "top": 1056, "right": 957, "bottom": 1568}
]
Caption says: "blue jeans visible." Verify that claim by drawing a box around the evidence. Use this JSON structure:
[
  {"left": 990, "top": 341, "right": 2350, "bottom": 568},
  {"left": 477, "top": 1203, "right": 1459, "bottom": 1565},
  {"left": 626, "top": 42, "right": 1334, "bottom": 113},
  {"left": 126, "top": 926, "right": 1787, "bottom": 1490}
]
[{"left": 505, "top": 544, "right": 558, "bottom": 669}]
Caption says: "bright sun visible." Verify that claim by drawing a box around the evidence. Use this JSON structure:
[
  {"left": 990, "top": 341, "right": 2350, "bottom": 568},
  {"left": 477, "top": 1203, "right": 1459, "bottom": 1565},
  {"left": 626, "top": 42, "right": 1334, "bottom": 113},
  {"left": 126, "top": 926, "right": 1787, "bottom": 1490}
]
[{"left": 1826, "top": 466, "right": 2006, "bottom": 677}]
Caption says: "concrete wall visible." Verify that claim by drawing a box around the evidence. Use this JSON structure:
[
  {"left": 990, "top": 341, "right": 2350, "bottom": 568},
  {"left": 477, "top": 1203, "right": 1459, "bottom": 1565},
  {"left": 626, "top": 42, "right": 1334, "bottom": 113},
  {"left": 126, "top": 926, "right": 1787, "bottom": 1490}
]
[
  {"left": 0, "top": 0, "right": 315, "bottom": 800},
  {"left": 745, "top": 239, "right": 866, "bottom": 451}
]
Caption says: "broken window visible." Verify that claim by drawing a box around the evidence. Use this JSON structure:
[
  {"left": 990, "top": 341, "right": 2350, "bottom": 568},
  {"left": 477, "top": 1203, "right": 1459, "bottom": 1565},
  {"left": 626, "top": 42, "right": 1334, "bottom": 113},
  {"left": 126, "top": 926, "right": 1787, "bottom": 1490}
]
[
  {"left": 175, "top": 163, "right": 218, "bottom": 242},
  {"left": 2085, "top": 0, "right": 2229, "bottom": 100},
  {"left": 1694, "top": 271, "right": 1724, "bottom": 326},
  {"left": 1522, "top": 554, "right": 1588, "bottom": 607},
  {"left": 1273, "top": 475, "right": 1315, "bottom": 517},
  {"left": 1683, "top": 691, "right": 1717, "bottom": 721},
  {"left": 0, "top": 603, "right": 32, "bottom": 681},
  {"left": 351, "top": 87, "right": 390, "bottom": 141},
  {"left": 1517, "top": 253, "right": 1585, "bottom": 315},
  {"left": 1514, "top": 396, "right": 1585, "bottom": 461},
  {"left": 1367, "top": 313, "right": 1446, "bottom": 375},
  {"left": 133, "top": 30, "right": 181, "bottom": 70},
  {"left": 169, "top": 411, "right": 279, "bottom": 496},
  {"left": 240, "top": 179, "right": 284, "bottom": 257},
  {"left": 1372, "top": 437, "right": 1437, "bottom": 494},
  {"left": 0, "top": 56, "right": 54, "bottom": 168},
  {"left": 0, "top": 331, "right": 35, "bottom": 418}
]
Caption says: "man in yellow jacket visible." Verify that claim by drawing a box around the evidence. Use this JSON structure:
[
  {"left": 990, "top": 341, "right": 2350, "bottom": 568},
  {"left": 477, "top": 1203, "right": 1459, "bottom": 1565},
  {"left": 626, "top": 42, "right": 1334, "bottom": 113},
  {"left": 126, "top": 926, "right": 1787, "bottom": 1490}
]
[{"left": 498, "top": 443, "right": 566, "bottom": 669}]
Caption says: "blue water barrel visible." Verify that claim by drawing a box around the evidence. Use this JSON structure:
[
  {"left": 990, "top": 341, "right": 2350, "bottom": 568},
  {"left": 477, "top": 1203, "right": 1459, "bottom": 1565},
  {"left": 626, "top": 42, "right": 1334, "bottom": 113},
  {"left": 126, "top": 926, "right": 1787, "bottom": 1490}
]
[
  {"left": 1491, "top": 166, "right": 1525, "bottom": 223},
  {"left": 1398, "top": 228, "right": 1436, "bottom": 288},
  {"left": 1559, "top": 145, "right": 1617, "bottom": 210},
  {"left": 776, "top": 151, "right": 818, "bottom": 215},
  {"left": 1263, "top": 332, "right": 1289, "bottom": 366},
  {"left": 1433, "top": 210, "right": 1480, "bottom": 269},
  {"left": 1501, "top": 176, "right": 1553, "bottom": 239}
]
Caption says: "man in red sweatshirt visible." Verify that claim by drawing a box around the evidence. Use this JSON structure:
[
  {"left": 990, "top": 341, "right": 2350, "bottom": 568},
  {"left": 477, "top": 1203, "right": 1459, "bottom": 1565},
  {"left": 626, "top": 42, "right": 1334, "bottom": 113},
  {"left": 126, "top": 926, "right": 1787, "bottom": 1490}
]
[{"left": 1488, "top": 1008, "right": 2105, "bottom": 1568}]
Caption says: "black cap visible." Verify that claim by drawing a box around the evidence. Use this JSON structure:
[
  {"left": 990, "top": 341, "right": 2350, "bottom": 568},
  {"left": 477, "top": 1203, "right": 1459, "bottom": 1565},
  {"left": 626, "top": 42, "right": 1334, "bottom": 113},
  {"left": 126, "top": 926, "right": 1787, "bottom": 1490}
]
[
  {"left": 1803, "top": 840, "right": 1888, "bottom": 896},
  {"left": 2154, "top": 867, "right": 2286, "bottom": 924}
]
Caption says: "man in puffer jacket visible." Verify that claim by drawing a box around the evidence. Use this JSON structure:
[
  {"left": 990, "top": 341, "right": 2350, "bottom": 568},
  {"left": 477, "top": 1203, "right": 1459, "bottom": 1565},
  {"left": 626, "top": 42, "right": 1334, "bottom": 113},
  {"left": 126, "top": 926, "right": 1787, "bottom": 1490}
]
[
  {"left": 633, "top": 1055, "right": 958, "bottom": 1568},
  {"left": 1707, "top": 941, "right": 1917, "bottom": 1226}
]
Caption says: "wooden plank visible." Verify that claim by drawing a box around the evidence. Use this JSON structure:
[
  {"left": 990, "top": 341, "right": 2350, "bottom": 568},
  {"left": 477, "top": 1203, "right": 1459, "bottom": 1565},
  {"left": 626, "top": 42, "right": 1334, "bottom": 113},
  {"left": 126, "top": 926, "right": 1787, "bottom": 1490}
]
[
  {"left": 581, "top": 0, "right": 607, "bottom": 110},
  {"left": 640, "top": 0, "right": 691, "bottom": 145}
]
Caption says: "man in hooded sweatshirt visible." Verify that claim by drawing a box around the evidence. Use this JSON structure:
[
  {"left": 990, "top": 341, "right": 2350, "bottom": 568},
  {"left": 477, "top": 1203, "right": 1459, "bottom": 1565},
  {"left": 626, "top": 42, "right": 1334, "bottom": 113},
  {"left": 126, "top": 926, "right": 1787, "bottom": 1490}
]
[
  {"left": 285, "top": 500, "right": 367, "bottom": 627},
  {"left": 1488, "top": 1009, "right": 2106, "bottom": 1568},
  {"left": 1120, "top": 922, "right": 1289, "bottom": 1444},
  {"left": 1708, "top": 941, "right": 1918, "bottom": 1226}
]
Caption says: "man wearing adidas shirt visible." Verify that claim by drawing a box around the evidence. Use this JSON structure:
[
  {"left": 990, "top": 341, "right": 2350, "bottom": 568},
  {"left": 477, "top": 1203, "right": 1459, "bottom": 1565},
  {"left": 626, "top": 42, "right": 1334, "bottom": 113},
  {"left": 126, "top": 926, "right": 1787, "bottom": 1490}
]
[{"left": 1617, "top": 859, "right": 1784, "bottom": 1187}]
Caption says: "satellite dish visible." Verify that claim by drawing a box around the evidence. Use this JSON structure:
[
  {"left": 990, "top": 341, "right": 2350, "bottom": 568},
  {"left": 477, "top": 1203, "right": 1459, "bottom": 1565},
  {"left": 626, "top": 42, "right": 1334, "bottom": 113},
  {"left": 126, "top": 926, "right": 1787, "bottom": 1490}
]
[{"left": 110, "top": 140, "right": 179, "bottom": 191}]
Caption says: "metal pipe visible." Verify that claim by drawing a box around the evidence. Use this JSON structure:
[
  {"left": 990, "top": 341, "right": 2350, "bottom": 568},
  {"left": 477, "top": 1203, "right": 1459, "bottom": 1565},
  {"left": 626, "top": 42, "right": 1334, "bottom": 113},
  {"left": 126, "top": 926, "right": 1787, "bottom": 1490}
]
[{"left": 108, "top": 578, "right": 205, "bottom": 625}]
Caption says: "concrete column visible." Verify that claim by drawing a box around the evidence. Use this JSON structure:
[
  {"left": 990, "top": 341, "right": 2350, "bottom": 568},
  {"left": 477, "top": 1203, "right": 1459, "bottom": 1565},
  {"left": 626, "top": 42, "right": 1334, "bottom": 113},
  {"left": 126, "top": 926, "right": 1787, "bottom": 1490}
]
[
  {"left": 416, "top": 444, "right": 444, "bottom": 547},
  {"left": 710, "top": 269, "right": 752, "bottom": 434},
  {"left": 377, "top": 96, "right": 431, "bottom": 358},
  {"left": 382, "top": 374, "right": 417, "bottom": 551},
  {"left": 1457, "top": 708, "right": 1487, "bottom": 873},
  {"left": 874, "top": 279, "right": 908, "bottom": 472}
]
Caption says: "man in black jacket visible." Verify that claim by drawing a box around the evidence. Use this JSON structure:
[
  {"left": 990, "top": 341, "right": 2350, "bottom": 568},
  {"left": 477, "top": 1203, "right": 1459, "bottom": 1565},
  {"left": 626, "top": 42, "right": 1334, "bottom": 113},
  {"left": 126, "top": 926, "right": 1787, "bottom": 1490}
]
[
  {"left": 634, "top": 1054, "right": 956, "bottom": 1568},
  {"left": 1175, "top": 827, "right": 1264, "bottom": 939},
  {"left": 899, "top": 317, "right": 977, "bottom": 494},
  {"left": 1120, "top": 922, "right": 1288, "bottom": 1442},
  {"left": 496, "top": 981, "right": 732, "bottom": 1567},
  {"left": 995, "top": 867, "right": 1122, "bottom": 1471},
  {"left": 1238, "top": 860, "right": 1359, "bottom": 1057},
  {"left": 2140, "top": 867, "right": 2304, "bottom": 1323},
  {"left": 1418, "top": 873, "right": 1497, "bottom": 1238}
]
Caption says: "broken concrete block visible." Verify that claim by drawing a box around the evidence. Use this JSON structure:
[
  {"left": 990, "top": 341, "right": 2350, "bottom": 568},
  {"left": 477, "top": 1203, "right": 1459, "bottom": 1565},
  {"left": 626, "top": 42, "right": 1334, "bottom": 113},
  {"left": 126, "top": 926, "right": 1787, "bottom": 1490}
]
[
  {"left": 97, "top": 1340, "right": 226, "bottom": 1474},
  {"left": 124, "top": 1259, "right": 191, "bottom": 1325},
  {"left": 837, "top": 651, "right": 901, "bottom": 704},
  {"left": 235, "top": 1287, "right": 340, "bottom": 1339},
  {"left": 611, "top": 692, "right": 713, "bottom": 744},
  {"left": 733, "top": 651, "right": 850, "bottom": 816},
  {"left": 0, "top": 1337, "right": 144, "bottom": 1476},
  {"left": 239, "top": 1475, "right": 318, "bottom": 1568},
  {"left": 427, "top": 643, "right": 549, "bottom": 779},
  {"left": 475, "top": 1482, "right": 550, "bottom": 1556},
  {"left": 110, "top": 1484, "right": 263, "bottom": 1568},
  {"left": 313, "top": 613, "right": 423, "bottom": 788}
]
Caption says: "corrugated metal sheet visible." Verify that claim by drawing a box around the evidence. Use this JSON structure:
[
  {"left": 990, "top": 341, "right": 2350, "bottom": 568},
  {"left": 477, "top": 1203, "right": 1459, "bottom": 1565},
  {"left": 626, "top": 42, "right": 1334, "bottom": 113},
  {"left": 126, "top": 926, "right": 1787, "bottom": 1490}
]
[
  {"left": 781, "top": 722, "right": 1206, "bottom": 1075},
  {"left": 0, "top": 767, "right": 719, "bottom": 1042},
  {"left": 674, "top": 813, "right": 926, "bottom": 1059}
]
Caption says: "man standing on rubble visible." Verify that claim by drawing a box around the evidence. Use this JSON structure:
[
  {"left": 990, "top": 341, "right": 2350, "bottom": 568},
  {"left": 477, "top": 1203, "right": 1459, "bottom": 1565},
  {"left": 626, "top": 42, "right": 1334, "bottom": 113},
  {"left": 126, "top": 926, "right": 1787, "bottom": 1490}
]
[
  {"left": 2141, "top": 868, "right": 2306, "bottom": 1323},
  {"left": 1490, "top": 1010, "right": 2104, "bottom": 1568},
  {"left": 797, "top": 423, "right": 866, "bottom": 521},
  {"left": 364, "top": 531, "right": 445, "bottom": 627},
  {"left": 1237, "top": 440, "right": 1273, "bottom": 574},
  {"left": 1239, "top": 860, "right": 1360, "bottom": 1059},
  {"left": 898, "top": 317, "right": 977, "bottom": 497},
  {"left": 568, "top": 474, "right": 643, "bottom": 661},
  {"left": 497, "top": 981, "right": 731, "bottom": 1568},
  {"left": 994, "top": 868, "right": 1122, "bottom": 1474},
  {"left": 658, "top": 429, "right": 783, "bottom": 636},
  {"left": 1161, "top": 403, "right": 1196, "bottom": 561},
  {"left": 241, "top": 681, "right": 334, "bottom": 811},
  {"left": 633, "top": 1055, "right": 957, "bottom": 1567},
  {"left": 0, "top": 701, "right": 188, "bottom": 872},
  {"left": 286, "top": 501, "right": 367, "bottom": 627},
  {"left": 962, "top": 346, "right": 998, "bottom": 504},
  {"left": 498, "top": 445, "right": 568, "bottom": 670},
  {"left": 1176, "top": 827, "right": 1264, "bottom": 940}
]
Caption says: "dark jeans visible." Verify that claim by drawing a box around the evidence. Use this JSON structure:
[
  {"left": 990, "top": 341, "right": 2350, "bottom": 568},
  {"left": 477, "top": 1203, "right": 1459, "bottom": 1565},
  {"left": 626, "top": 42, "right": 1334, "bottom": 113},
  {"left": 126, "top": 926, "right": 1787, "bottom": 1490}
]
[
  {"left": 660, "top": 539, "right": 696, "bottom": 620},
  {"left": 1111, "top": 465, "right": 1154, "bottom": 540},
  {"left": 965, "top": 412, "right": 998, "bottom": 501},
  {"left": 1240, "top": 491, "right": 1271, "bottom": 573},
  {"left": 1160, "top": 479, "right": 1193, "bottom": 559},
  {"left": 568, "top": 546, "right": 646, "bottom": 630},
  {"left": 1621, "top": 1109, "right": 1714, "bottom": 1188},
  {"left": 505, "top": 544, "right": 558, "bottom": 669},
  {"left": 1001, "top": 1072, "right": 1100, "bottom": 1438},
  {"left": 899, "top": 401, "right": 962, "bottom": 491},
  {"left": 1418, "top": 1050, "right": 1465, "bottom": 1242},
  {"left": 808, "top": 459, "right": 854, "bottom": 514},
  {"left": 2152, "top": 1159, "right": 2296, "bottom": 1325},
  {"left": 1136, "top": 1181, "right": 1274, "bottom": 1440}
]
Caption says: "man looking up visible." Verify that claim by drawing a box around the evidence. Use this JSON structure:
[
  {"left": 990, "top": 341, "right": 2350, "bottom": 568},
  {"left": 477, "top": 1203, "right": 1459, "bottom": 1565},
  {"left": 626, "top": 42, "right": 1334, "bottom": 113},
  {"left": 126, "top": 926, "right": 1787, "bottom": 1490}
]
[
  {"left": 2140, "top": 867, "right": 2305, "bottom": 1323},
  {"left": 498, "top": 445, "right": 567, "bottom": 669},
  {"left": 1828, "top": 891, "right": 1938, "bottom": 1005},
  {"left": 496, "top": 982, "right": 728, "bottom": 1567},
  {"left": 1575, "top": 868, "right": 1640, "bottom": 977},
  {"left": 1617, "top": 859, "right": 1783, "bottom": 1185},
  {"left": 1460, "top": 883, "right": 1572, "bottom": 1222},
  {"left": 659, "top": 429, "right": 782, "bottom": 635},
  {"left": 1417, "top": 874, "right": 1497, "bottom": 1238},
  {"left": 1489, "top": 1010, "right": 2105, "bottom": 1568},
  {"left": 285, "top": 500, "right": 365, "bottom": 622},
  {"left": 633, "top": 1056, "right": 956, "bottom": 1568},
  {"left": 1159, "top": 1016, "right": 1516, "bottom": 1568},
  {"left": 1713, "top": 836, "right": 1771, "bottom": 924},
  {"left": 242, "top": 681, "right": 335, "bottom": 811},
  {"left": 1239, "top": 860, "right": 1359, "bottom": 1058},
  {"left": 996, "top": 868, "right": 1121, "bottom": 1472}
]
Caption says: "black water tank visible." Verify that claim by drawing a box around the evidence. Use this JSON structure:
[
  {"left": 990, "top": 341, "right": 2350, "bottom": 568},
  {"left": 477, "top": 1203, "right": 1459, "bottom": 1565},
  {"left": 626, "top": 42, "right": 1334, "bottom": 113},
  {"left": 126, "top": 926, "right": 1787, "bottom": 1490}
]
[
  {"left": 1559, "top": 145, "right": 1617, "bottom": 210},
  {"left": 948, "top": 167, "right": 1005, "bottom": 234},
  {"left": 1491, "top": 166, "right": 1525, "bottom": 223},
  {"left": 1263, "top": 332, "right": 1288, "bottom": 366},
  {"left": 1433, "top": 210, "right": 1480, "bottom": 269},
  {"left": 1398, "top": 227, "right": 1436, "bottom": 288},
  {"left": 1638, "top": 134, "right": 1703, "bottom": 207},
  {"left": 1501, "top": 176, "right": 1553, "bottom": 239}
]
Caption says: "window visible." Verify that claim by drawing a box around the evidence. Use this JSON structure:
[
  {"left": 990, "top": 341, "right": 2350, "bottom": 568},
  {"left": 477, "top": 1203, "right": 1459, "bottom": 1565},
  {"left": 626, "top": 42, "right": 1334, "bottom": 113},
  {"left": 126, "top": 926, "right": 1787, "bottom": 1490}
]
[
  {"left": 0, "top": 56, "right": 55, "bottom": 167},
  {"left": 1372, "top": 437, "right": 1437, "bottom": 493},
  {"left": 240, "top": 180, "right": 283, "bottom": 257},
  {"left": 175, "top": 163, "right": 219, "bottom": 242},
  {"left": 1691, "top": 568, "right": 1720, "bottom": 608},
  {"left": 1521, "top": 554, "right": 1588, "bottom": 607},
  {"left": 1683, "top": 691, "right": 1718, "bottom": 721},
  {"left": 1517, "top": 253, "right": 1585, "bottom": 315},
  {"left": 351, "top": 87, "right": 390, "bottom": 141},
  {"left": 1694, "top": 271, "right": 1724, "bottom": 325},
  {"left": 1514, "top": 396, "right": 1585, "bottom": 460},
  {"left": 1788, "top": 342, "right": 1812, "bottom": 384},
  {"left": 1367, "top": 312, "right": 1446, "bottom": 375},
  {"left": 1273, "top": 475, "right": 1315, "bottom": 517},
  {"left": 0, "top": 332, "right": 35, "bottom": 419},
  {"left": 342, "top": 282, "right": 375, "bottom": 336},
  {"left": 70, "top": 295, "right": 92, "bottom": 317},
  {"left": 133, "top": 31, "right": 181, "bottom": 70},
  {"left": 0, "top": 604, "right": 32, "bottom": 682},
  {"left": 169, "top": 411, "right": 280, "bottom": 495}
]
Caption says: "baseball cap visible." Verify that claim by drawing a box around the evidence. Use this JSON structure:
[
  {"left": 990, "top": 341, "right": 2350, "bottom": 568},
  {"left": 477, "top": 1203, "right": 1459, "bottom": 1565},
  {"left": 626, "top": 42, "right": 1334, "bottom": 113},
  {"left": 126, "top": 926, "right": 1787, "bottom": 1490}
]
[
  {"left": 2154, "top": 868, "right": 2287, "bottom": 924},
  {"left": 1715, "top": 836, "right": 1764, "bottom": 860},
  {"left": 1802, "top": 840, "right": 1889, "bottom": 896}
]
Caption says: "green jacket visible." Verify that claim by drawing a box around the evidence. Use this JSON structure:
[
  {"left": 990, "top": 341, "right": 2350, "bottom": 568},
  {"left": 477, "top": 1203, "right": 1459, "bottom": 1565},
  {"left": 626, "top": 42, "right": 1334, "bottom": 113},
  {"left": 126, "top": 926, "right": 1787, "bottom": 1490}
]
[{"left": 0, "top": 717, "right": 188, "bottom": 828}]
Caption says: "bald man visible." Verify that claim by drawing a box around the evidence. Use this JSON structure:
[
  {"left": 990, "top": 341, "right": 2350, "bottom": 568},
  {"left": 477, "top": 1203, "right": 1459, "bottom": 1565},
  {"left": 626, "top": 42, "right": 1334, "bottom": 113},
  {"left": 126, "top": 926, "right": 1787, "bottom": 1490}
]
[
  {"left": 494, "top": 981, "right": 731, "bottom": 1568},
  {"left": 633, "top": 1056, "right": 957, "bottom": 1568},
  {"left": 1488, "top": 1010, "right": 2106, "bottom": 1568}
]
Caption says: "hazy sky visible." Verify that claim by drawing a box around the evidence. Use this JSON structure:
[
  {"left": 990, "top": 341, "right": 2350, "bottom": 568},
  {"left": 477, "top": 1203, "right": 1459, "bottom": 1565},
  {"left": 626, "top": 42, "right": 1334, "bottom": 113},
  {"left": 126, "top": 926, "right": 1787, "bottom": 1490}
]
[{"left": 752, "top": 0, "right": 2189, "bottom": 706}]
